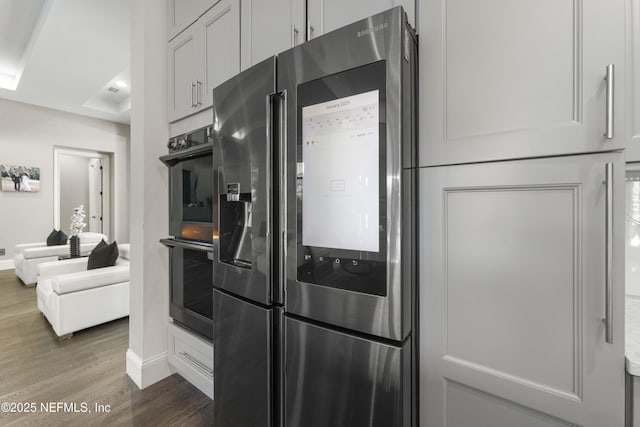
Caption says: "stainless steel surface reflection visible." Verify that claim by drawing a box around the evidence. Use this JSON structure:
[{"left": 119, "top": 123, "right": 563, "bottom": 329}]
[
  {"left": 212, "top": 57, "right": 279, "bottom": 306},
  {"left": 279, "top": 6, "right": 416, "bottom": 342},
  {"left": 213, "top": 289, "right": 277, "bottom": 427},
  {"left": 285, "top": 316, "right": 411, "bottom": 427}
]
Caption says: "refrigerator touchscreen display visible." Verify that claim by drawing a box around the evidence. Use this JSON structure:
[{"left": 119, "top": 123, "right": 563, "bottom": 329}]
[
  {"left": 296, "top": 60, "right": 387, "bottom": 297},
  {"left": 301, "top": 90, "right": 380, "bottom": 253}
]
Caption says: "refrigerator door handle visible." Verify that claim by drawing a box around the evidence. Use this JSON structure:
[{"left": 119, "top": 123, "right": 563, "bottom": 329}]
[
  {"left": 278, "top": 89, "right": 287, "bottom": 303},
  {"left": 265, "top": 92, "right": 275, "bottom": 299}
]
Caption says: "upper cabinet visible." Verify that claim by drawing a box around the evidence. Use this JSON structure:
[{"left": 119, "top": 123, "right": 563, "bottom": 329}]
[
  {"left": 307, "top": 0, "right": 415, "bottom": 40},
  {"left": 419, "top": 0, "right": 628, "bottom": 167},
  {"left": 240, "top": 0, "right": 305, "bottom": 70},
  {"left": 168, "top": 0, "right": 240, "bottom": 123},
  {"left": 626, "top": 0, "right": 640, "bottom": 161},
  {"left": 167, "top": 0, "right": 218, "bottom": 41}
]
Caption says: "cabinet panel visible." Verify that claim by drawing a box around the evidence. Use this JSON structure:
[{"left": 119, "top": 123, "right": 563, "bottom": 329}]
[
  {"left": 626, "top": 0, "right": 640, "bottom": 161},
  {"left": 241, "top": 0, "right": 305, "bottom": 70},
  {"left": 419, "top": 152, "right": 626, "bottom": 426},
  {"left": 307, "top": 0, "right": 414, "bottom": 40},
  {"left": 200, "top": 0, "right": 240, "bottom": 109},
  {"left": 446, "top": 186, "right": 577, "bottom": 394},
  {"left": 167, "top": 0, "right": 217, "bottom": 41},
  {"left": 419, "top": 0, "right": 627, "bottom": 166},
  {"left": 168, "top": 30, "right": 199, "bottom": 122},
  {"left": 445, "top": 0, "right": 575, "bottom": 140}
]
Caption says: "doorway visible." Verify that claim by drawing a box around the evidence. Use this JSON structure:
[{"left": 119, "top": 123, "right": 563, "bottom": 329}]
[{"left": 54, "top": 148, "right": 112, "bottom": 237}]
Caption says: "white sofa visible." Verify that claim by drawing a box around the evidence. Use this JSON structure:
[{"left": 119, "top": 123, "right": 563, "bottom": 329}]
[
  {"left": 14, "top": 232, "right": 108, "bottom": 286},
  {"left": 36, "top": 243, "right": 130, "bottom": 338}
]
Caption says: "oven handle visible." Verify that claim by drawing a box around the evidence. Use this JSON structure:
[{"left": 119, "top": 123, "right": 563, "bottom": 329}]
[{"left": 160, "top": 238, "right": 213, "bottom": 252}]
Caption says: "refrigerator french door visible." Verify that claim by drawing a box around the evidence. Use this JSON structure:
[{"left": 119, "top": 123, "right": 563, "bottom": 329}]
[
  {"left": 211, "top": 56, "right": 283, "bottom": 427},
  {"left": 279, "top": 7, "right": 417, "bottom": 427}
]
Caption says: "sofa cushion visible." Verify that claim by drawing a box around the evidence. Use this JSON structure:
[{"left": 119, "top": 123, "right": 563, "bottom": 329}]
[
  {"left": 51, "top": 265, "right": 130, "bottom": 295},
  {"left": 46, "top": 229, "right": 68, "bottom": 246},
  {"left": 87, "top": 240, "right": 119, "bottom": 270}
]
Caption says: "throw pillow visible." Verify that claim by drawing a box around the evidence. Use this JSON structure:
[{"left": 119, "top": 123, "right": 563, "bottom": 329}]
[
  {"left": 46, "top": 229, "right": 68, "bottom": 246},
  {"left": 87, "top": 240, "right": 119, "bottom": 270}
]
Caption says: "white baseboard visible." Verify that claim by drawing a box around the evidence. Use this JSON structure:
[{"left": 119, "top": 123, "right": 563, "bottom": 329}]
[
  {"left": 0, "top": 259, "right": 14, "bottom": 271},
  {"left": 126, "top": 349, "right": 175, "bottom": 389}
]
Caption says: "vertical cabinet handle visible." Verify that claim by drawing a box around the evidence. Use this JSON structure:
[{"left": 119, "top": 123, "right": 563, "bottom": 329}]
[
  {"left": 604, "top": 64, "right": 614, "bottom": 139},
  {"left": 196, "top": 81, "right": 202, "bottom": 106},
  {"left": 605, "top": 162, "right": 614, "bottom": 344},
  {"left": 307, "top": 21, "right": 314, "bottom": 41},
  {"left": 293, "top": 26, "right": 299, "bottom": 46},
  {"left": 191, "top": 82, "right": 196, "bottom": 108}
]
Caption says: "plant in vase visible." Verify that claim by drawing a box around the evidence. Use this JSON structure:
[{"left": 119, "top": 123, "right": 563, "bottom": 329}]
[{"left": 69, "top": 205, "right": 86, "bottom": 258}]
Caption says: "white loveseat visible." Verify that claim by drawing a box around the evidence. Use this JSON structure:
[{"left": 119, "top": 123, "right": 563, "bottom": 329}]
[
  {"left": 36, "top": 243, "right": 130, "bottom": 338},
  {"left": 14, "top": 232, "right": 108, "bottom": 286}
]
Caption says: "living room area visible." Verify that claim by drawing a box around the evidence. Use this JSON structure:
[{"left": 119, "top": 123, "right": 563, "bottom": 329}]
[{"left": 0, "top": 0, "right": 212, "bottom": 425}]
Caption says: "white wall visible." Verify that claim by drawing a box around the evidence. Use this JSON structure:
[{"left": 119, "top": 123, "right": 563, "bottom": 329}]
[
  {"left": 0, "top": 99, "right": 130, "bottom": 263},
  {"left": 127, "top": 0, "right": 174, "bottom": 388}
]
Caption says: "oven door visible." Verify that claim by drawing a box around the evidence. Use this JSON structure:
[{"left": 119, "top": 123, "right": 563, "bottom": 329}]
[
  {"left": 161, "top": 238, "right": 214, "bottom": 340},
  {"left": 161, "top": 143, "right": 215, "bottom": 242}
]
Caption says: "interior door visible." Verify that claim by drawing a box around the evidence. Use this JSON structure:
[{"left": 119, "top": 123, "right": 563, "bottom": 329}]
[
  {"left": 87, "top": 158, "right": 103, "bottom": 233},
  {"left": 419, "top": 152, "right": 625, "bottom": 426}
]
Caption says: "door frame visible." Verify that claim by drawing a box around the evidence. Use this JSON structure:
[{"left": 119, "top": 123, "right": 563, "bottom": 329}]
[{"left": 53, "top": 147, "right": 112, "bottom": 238}]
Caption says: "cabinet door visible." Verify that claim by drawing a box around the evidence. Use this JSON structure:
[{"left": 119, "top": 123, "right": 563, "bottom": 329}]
[
  {"left": 167, "top": 0, "right": 218, "bottom": 41},
  {"left": 168, "top": 28, "right": 199, "bottom": 122},
  {"left": 307, "top": 0, "right": 414, "bottom": 40},
  {"left": 419, "top": 152, "right": 625, "bottom": 426},
  {"left": 241, "top": 0, "right": 305, "bottom": 70},
  {"left": 419, "top": 0, "right": 627, "bottom": 166},
  {"left": 198, "top": 0, "right": 240, "bottom": 110},
  {"left": 627, "top": 0, "right": 640, "bottom": 161}
]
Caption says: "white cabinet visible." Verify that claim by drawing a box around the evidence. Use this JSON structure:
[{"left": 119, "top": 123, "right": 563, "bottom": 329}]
[
  {"left": 168, "top": 0, "right": 240, "bottom": 123},
  {"left": 306, "top": 0, "right": 414, "bottom": 39},
  {"left": 168, "top": 29, "right": 200, "bottom": 122},
  {"left": 419, "top": 0, "right": 627, "bottom": 167},
  {"left": 200, "top": 1, "right": 241, "bottom": 108},
  {"left": 419, "top": 152, "right": 626, "bottom": 426},
  {"left": 167, "top": 0, "right": 218, "bottom": 41},
  {"left": 240, "top": 0, "right": 305, "bottom": 70},
  {"left": 626, "top": 0, "right": 640, "bottom": 161},
  {"left": 167, "top": 322, "right": 213, "bottom": 399}
]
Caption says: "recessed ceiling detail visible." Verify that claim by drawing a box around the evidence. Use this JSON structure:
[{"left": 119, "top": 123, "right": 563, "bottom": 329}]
[
  {"left": 0, "top": 0, "right": 130, "bottom": 123},
  {"left": 0, "top": 0, "right": 50, "bottom": 90}
]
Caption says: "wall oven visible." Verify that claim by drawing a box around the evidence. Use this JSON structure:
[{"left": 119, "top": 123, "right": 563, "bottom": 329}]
[
  {"left": 161, "top": 126, "right": 214, "bottom": 243},
  {"left": 161, "top": 238, "right": 213, "bottom": 340},
  {"left": 161, "top": 125, "right": 215, "bottom": 341}
]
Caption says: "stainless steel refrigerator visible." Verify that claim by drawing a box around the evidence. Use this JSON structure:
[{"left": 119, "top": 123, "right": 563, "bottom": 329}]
[{"left": 212, "top": 7, "right": 416, "bottom": 427}]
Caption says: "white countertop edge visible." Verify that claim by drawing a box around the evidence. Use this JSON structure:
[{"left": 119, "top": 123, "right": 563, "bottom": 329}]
[{"left": 626, "top": 296, "right": 640, "bottom": 376}]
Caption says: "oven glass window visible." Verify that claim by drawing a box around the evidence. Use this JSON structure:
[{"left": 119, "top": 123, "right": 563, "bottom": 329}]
[
  {"left": 182, "top": 248, "right": 213, "bottom": 320},
  {"left": 181, "top": 155, "right": 213, "bottom": 223}
]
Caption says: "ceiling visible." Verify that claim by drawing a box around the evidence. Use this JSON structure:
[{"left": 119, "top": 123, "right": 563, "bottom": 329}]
[{"left": 0, "top": 0, "right": 131, "bottom": 124}]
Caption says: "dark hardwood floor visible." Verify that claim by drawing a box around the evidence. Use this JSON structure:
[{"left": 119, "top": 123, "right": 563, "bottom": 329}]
[{"left": 0, "top": 269, "right": 213, "bottom": 426}]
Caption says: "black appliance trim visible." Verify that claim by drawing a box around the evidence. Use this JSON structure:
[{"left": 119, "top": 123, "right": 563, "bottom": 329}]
[
  {"left": 160, "top": 238, "right": 213, "bottom": 252},
  {"left": 159, "top": 142, "right": 213, "bottom": 167}
]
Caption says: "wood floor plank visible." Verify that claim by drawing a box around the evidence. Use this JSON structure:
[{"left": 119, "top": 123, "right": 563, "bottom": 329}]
[{"left": 0, "top": 269, "right": 213, "bottom": 426}]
